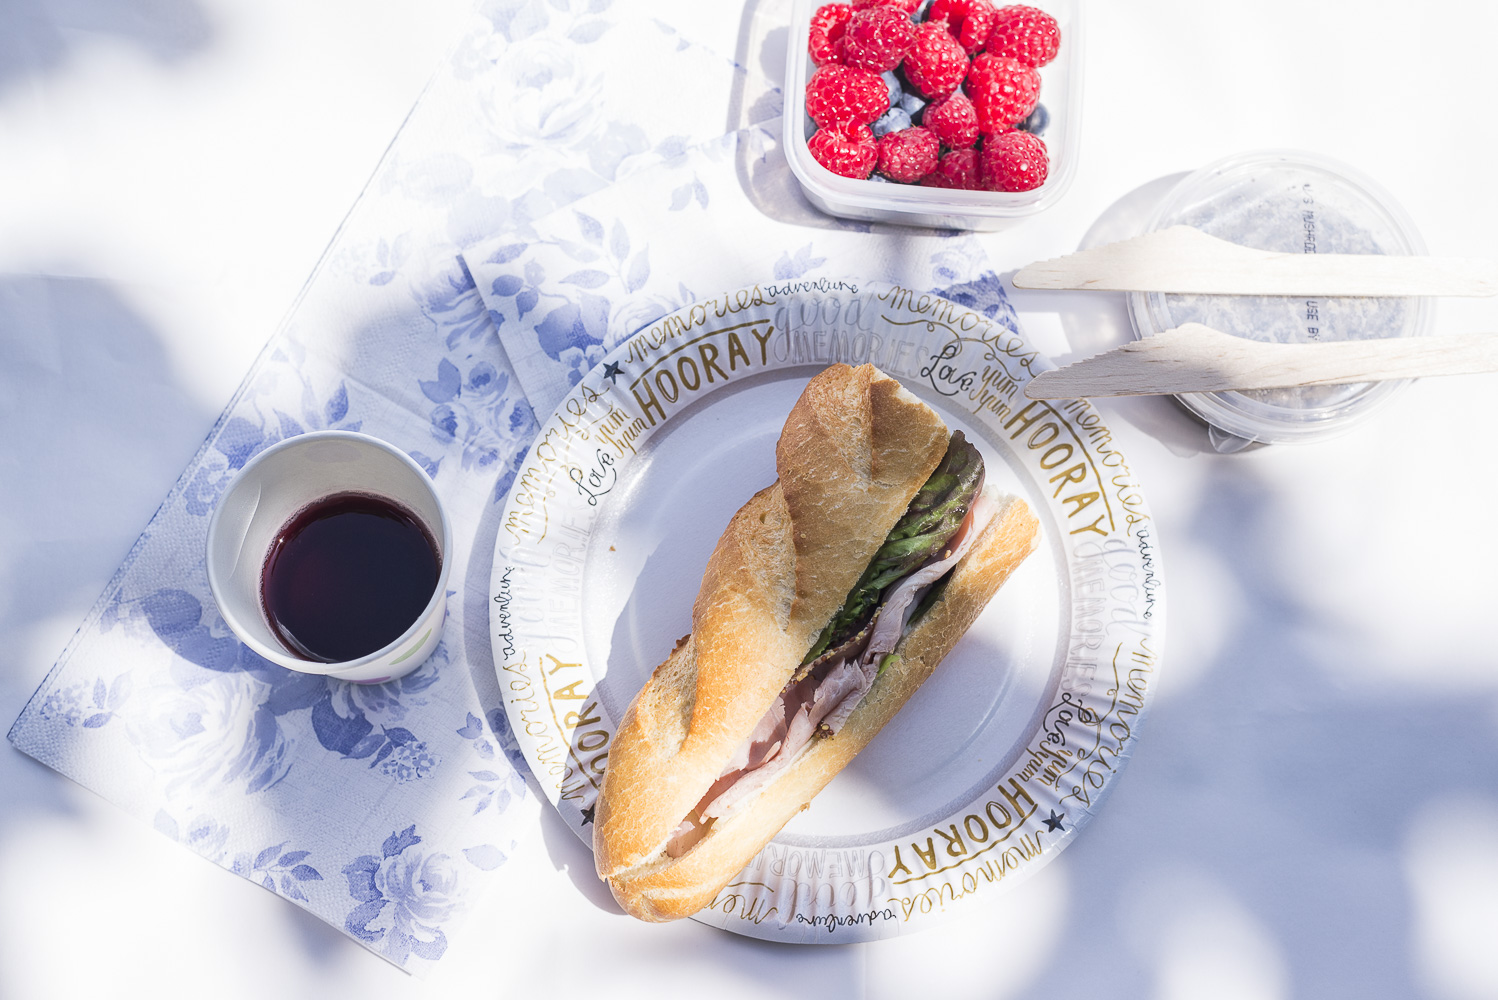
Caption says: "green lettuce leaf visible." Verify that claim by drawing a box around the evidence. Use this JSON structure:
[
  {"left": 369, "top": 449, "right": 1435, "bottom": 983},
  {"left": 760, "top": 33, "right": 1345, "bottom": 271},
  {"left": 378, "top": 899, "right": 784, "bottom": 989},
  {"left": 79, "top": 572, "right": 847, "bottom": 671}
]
[{"left": 803, "top": 431, "right": 984, "bottom": 663}]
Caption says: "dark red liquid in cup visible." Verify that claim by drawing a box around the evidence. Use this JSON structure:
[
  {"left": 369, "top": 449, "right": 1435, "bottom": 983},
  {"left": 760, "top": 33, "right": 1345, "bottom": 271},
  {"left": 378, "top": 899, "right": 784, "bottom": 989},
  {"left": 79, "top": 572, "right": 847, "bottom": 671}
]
[{"left": 260, "top": 492, "right": 441, "bottom": 663}]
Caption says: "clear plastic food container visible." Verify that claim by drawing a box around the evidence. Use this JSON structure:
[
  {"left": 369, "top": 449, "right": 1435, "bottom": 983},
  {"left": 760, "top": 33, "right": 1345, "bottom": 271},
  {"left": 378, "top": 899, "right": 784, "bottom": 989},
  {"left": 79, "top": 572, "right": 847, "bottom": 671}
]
[
  {"left": 784, "top": 0, "right": 1084, "bottom": 230},
  {"left": 1128, "top": 150, "right": 1434, "bottom": 451}
]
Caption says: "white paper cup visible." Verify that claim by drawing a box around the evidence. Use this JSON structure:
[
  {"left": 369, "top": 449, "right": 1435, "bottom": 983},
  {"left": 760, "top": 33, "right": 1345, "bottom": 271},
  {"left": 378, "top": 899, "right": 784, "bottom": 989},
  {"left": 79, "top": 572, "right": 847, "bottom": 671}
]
[{"left": 205, "top": 431, "right": 452, "bottom": 684}]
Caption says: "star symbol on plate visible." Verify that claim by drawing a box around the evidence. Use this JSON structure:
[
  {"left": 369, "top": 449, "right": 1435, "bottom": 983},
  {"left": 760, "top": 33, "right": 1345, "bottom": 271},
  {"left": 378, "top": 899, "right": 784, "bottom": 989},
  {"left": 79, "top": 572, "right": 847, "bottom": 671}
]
[
  {"left": 1043, "top": 809, "right": 1066, "bottom": 833},
  {"left": 601, "top": 361, "right": 625, "bottom": 383},
  {"left": 580, "top": 804, "right": 596, "bottom": 826}
]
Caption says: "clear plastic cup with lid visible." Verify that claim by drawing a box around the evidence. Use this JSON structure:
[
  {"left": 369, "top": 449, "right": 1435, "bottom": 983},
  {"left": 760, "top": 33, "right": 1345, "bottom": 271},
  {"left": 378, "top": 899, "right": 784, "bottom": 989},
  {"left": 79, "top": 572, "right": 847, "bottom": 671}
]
[{"left": 1127, "top": 149, "right": 1434, "bottom": 452}]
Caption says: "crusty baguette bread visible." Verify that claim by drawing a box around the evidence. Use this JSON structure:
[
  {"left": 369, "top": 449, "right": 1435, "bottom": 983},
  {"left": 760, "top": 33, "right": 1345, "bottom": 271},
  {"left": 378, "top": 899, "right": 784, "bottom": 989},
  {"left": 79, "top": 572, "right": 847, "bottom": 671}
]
[
  {"left": 594, "top": 365, "right": 948, "bottom": 880},
  {"left": 592, "top": 364, "right": 1039, "bottom": 921},
  {"left": 602, "top": 493, "right": 1038, "bottom": 920}
]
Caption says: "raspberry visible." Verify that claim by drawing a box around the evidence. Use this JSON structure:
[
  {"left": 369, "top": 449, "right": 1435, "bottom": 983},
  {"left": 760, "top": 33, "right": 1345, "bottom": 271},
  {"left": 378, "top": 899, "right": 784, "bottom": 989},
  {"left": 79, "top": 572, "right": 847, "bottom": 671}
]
[
  {"left": 901, "top": 19, "right": 968, "bottom": 99},
  {"left": 809, "top": 4, "right": 853, "bottom": 66},
  {"left": 809, "top": 122, "right": 879, "bottom": 179},
  {"left": 852, "top": 0, "right": 923, "bottom": 10},
  {"left": 920, "top": 148, "right": 981, "bottom": 189},
  {"left": 964, "top": 52, "right": 1040, "bottom": 131},
  {"left": 980, "top": 129, "right": 1048, "bottom": 191},
  {"left": 876, "top": 126, "right": 940, "bottom": 183},
  {"left": 805, "top": 64, "right": 890, "bottom": 128},
  {"left": 922, "top": 90, "right": 979, "bottom": 148},
  {"left": 841, "top": 5, "right": 917, "bottom": 73},
  {"left": 929, "top": 0, "right": 997, "bottom": 54},
  {"left": 986, "top": 5, "right": 1061, "bottom": 68}
]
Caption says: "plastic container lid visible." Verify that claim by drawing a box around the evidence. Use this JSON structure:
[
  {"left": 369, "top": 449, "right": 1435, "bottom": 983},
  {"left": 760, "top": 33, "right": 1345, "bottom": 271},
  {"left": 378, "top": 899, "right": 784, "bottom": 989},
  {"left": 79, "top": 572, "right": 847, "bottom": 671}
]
[
  {"left": 1128, "top": 150, "right": 1433, "bottom": 451},
  {"left": 783, "top": 0, "right": 1084, "bottom": 231}
]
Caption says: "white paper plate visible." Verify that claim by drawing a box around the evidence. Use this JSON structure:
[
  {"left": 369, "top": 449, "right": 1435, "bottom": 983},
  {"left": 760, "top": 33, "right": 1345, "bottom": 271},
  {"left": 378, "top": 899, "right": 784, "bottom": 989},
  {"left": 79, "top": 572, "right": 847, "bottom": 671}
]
[{"left": 491, "top": 282, "right": 1165, "bottom": 941}]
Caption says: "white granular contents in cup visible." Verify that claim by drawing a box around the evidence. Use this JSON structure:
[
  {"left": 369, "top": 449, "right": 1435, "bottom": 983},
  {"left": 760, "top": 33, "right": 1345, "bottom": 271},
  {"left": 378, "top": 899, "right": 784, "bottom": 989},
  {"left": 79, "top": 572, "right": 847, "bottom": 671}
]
[{"left": 1159, "top": 172, "right": 1413, "bottom": 410}]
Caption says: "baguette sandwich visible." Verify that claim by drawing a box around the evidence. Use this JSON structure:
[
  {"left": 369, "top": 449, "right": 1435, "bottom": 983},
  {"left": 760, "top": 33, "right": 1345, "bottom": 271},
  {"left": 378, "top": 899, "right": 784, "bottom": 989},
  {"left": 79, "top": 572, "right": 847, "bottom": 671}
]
[{"left": 593, "top": 363, "right": 1039, "bottom": 921}]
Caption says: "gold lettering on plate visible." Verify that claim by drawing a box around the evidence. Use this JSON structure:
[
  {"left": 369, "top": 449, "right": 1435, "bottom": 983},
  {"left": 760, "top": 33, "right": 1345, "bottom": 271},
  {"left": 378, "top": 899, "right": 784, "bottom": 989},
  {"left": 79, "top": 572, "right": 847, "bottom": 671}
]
[
  {"left": 722, "top": 844, "right": 897, "bottom": 935},
  {"left": 1034, "top": 638, "right": 1157, "bottom": 810},
  {"left": 625, "top": 321, "right": 776, "bottom": 427},
  {"left": 884, "top": 777, "right": 1040, "bottom": 884},
  {"left": 502, "top": 653, "right": 574, "bottom": 789},
  {"left": 884, "top": 834, "right": 1046, "bottom": 921},
  {"left": 624, "top": 287, "right": 774, "bottom": 364},
  {"left": 528, "top": 652, "right": 611, "bottom": 799},
  {"left": 705, "top": 882, "right": 780, "bottom": 925},
  {"left": 503, "top": 387, "right": 620, "bottom": 546},
  {"left": 1000, "top": 400, "right": 1115, "bottom": 537},
  {"left": 848, "top": 296, "right": 1150, "bottom": 548}
]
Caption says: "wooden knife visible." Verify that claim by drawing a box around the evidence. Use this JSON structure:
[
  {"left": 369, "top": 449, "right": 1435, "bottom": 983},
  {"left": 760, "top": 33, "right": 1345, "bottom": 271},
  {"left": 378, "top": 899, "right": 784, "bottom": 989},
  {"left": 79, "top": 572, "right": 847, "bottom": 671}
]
[
  {"left": 1024, "top": 324, "right": 1498, "bottom": 398},
  {"left": 1012, "top": 226, "right": 1498, "bottom": 298}
]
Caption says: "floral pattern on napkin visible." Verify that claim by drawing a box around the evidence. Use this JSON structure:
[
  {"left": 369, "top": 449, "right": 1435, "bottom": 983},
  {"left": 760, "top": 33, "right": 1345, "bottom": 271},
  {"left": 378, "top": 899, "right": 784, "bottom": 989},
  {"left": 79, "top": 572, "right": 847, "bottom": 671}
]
[
  {"left": 8, "top": 0, "right": 777, "bottom": 974},
  {"left": 462, "top": 121, "right": 1019, "bottom": 418},
  {"left": 10, "top": 337, "right": 537, "bottom": 972},
  {"left": 7, "top": 0, "right": 1023, "bottom": 970}
]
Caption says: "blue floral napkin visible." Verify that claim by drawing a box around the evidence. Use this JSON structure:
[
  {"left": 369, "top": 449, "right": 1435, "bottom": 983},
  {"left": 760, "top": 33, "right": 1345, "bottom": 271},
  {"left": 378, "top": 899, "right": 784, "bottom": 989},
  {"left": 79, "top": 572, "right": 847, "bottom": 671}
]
[
  {"left": 462, "top": 119, "right": 1018, "bottom": 419},
  {"left": 8, "top": 264, "right": 540, "bottom": 974},
  {"left": 8, "top": 0, "right": 779, "bottom": 975}
]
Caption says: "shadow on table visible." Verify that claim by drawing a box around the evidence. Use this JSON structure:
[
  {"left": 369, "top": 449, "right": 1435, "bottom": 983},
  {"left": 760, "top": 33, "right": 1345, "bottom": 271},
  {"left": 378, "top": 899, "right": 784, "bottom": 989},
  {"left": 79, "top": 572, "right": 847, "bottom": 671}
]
[
  {"left": 0, "top": 0, "right": 213, "bottom": 97},
  {"left": 0, "top": 273, "right": 216, "bottom": 909},
  {"left": 0, "top": 274, "right": 405, "bottom": 974},
  {"left": 729, "top": 0, "right": 893, "bottom": 237},
  {"left": 727, "top": 0, "right": 787, "bottom": 138},
  {"left": 0, "top": 273, "right": 215, "bottom": 717},
  {"left": 913, "top": 453, "right": 1498, "bottom": 1000},
  {"left": 535, "top": 795, "right": 623, "bottom": 915},
  {"left": 980, "top": 174, "right": 1498, "bottom": 994},
  {"left": 458, "top": 471, "right": 628, "bottom": 918}
]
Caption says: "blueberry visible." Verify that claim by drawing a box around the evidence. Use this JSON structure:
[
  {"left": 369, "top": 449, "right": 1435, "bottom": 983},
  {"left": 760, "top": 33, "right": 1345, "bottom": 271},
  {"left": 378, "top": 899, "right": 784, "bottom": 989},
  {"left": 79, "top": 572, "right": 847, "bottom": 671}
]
[
  {"left": 1017, "top": 103, "right": 1050, "bottom": 136},
  {"left": 872, "top": 107, "right": 913, "bottom": 137},
  {"left": 898, "top": 90, "right": 927, "bottom": 120},
  {"left": 867, "top": 172, "right": 891, "bottom": 183},
  {"left": 912, "top": 0, "right": 934, "bottom": 20},
  {"left": 882, "top": 71, "right": 903, "bottom": 106}
]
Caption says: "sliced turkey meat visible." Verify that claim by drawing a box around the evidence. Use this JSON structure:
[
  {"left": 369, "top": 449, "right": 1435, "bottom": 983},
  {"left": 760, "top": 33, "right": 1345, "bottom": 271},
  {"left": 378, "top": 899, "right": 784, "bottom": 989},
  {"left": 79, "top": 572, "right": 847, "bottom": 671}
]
[
  {"left": 662, "top": 432, "right": 991, "bottom": 859},
  {"left": 665, "top": 499, "right": 996, "bottom": 855}
]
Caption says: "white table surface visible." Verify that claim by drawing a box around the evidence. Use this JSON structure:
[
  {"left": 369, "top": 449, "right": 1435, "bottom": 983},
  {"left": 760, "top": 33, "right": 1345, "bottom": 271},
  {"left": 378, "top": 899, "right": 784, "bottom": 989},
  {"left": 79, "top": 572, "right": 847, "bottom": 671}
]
[{"left": 4, "top": 1, "right": 1498, "bottom": 997}]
